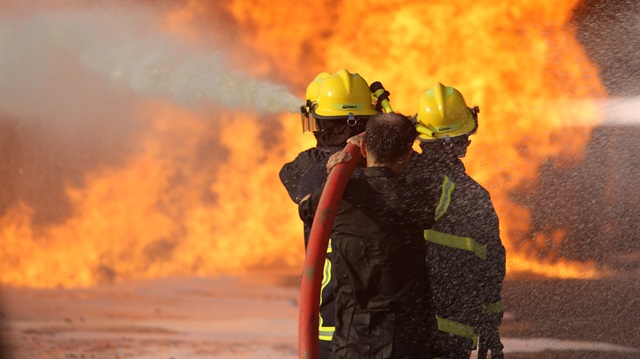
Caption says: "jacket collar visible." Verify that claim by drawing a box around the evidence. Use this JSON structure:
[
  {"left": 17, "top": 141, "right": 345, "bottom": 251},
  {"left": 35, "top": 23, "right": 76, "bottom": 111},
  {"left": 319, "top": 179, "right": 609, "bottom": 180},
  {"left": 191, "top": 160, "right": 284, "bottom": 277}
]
[{"left": 361, "top": 166, "right": 397, "bottom": 178}]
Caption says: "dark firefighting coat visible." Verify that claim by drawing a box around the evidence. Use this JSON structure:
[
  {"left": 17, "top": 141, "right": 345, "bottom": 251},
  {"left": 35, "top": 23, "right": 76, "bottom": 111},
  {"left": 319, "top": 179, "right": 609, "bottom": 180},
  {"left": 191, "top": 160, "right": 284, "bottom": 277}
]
[
  {"left": 280, "top": 146, "right": 342, "bottom": 205},
  {"left": 299, "top": 167, "right": 439, "bottom": 359},
  {"left": 279, "top": 146, "right": 341, "bottom": 345},
  {"left": 406, "top": 152, "right": 506, "bottom": 350}
]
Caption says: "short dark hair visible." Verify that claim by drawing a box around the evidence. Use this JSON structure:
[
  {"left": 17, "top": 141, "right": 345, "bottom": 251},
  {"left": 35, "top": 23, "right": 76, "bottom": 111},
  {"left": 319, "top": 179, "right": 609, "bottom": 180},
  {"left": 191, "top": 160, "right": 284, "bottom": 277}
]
[{"left": 365, "top": 113, "right": 417, "bottom": 164}]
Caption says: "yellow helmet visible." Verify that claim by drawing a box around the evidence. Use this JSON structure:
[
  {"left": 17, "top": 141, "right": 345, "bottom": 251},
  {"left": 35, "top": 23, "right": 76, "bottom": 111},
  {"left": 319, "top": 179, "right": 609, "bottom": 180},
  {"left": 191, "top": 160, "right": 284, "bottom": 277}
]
[
  {"left": 415, "top": 83, "right": 479, "bottom": 141},
  {"left": 300, "top": 72, "right": 331, "bottom": 132},
  {"left": 311, "top": 69, "right": 378, "bottom": 119},
  {"left": 306, "top": 72, "right": 331, "bottom": 102}
]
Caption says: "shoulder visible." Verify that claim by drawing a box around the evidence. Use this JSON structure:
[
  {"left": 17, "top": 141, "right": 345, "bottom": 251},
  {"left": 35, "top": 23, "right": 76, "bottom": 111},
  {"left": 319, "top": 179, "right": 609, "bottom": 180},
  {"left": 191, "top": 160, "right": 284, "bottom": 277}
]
[
  {"left": 456, "top": 172, "right": 493, "bottom": 199},
  {"left": 404, "top": 155, "right": 447, "bottom": 194},
  {"left": 299, "top": 148, "right": 334, "bottom": 163},
  {"left": 282, "top": 148, "right": 328, "bottom": 170}
]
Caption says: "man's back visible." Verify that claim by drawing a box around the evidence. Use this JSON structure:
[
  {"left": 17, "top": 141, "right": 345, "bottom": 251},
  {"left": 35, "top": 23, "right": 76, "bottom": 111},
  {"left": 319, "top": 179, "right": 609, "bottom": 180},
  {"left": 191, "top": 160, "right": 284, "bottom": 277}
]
[
  {"left": 301, "top": 166, "right": 437, "bottom": 358},
  {"left": 407, "top": 152, "right": 506, "bottom": 356},
  {"left": 418, "top": 155, "right": 504, "bottom": 324}
]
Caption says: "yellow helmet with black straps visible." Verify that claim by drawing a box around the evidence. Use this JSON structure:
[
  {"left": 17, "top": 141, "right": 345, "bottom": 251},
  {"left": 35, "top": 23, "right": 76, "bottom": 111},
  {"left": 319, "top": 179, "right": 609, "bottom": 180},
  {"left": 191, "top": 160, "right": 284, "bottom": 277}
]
[
  {"left": 311, "top": 69, "right": 378, "bottom": 119},
  {"left": 300, "top": 72, "right": 331, "bottom": 132},
  {"left": 415, "top": 83, "right": 479, "bottom": 141}
]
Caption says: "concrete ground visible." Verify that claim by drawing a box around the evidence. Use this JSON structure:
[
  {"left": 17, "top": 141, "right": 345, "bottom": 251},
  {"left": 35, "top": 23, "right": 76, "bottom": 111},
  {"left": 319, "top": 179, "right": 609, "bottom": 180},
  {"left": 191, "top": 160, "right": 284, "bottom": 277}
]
[{"left": 1, "top": 273, "right": 638, "bottom": 358}]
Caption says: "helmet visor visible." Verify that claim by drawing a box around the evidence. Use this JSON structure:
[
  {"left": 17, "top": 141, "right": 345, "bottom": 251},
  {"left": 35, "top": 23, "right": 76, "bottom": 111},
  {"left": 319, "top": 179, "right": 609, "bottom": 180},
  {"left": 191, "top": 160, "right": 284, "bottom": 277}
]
[{"left": 300, "top": 105, "right": 319, "bottom": 133}]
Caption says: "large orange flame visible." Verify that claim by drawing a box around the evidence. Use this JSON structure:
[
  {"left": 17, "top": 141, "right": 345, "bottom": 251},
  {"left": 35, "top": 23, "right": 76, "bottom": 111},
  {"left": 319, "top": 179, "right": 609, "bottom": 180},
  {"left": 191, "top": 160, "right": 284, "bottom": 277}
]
[{"left": 0, "top": 0, "right": 607, "bottom": 288}]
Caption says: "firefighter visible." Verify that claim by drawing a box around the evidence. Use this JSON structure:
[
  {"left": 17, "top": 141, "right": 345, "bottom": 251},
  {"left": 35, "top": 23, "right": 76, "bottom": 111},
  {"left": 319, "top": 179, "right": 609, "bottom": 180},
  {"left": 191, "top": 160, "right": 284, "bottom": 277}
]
[
  {"left": 280, "top": 69, "right": 377, "bottom": 204},
  {"left": 407, "top": 83, "right": 507, "bottom": 359},
  {"left": 279, "top": 69, "right": 379, "bottom": 359},
  {"left": 299, "top": 113, "right": 439, "bottom": 359}
]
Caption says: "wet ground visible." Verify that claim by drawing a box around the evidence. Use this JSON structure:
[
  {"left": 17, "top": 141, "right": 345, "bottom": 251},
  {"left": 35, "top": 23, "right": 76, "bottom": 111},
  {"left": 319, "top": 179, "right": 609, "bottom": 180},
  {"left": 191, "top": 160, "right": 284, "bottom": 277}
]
[
  {"left": 1, "top": 273, "right": 639, "bottom": 358},
  {"left": 499, "top": 275, "right": 640, "bottom": 359}
]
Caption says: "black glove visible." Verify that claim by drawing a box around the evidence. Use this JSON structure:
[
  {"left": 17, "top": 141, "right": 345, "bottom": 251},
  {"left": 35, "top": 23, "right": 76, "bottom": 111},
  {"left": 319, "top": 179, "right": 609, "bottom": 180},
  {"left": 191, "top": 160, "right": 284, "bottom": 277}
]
[{"left": 477, "top": 312, "right": 504, "bottom": 359}]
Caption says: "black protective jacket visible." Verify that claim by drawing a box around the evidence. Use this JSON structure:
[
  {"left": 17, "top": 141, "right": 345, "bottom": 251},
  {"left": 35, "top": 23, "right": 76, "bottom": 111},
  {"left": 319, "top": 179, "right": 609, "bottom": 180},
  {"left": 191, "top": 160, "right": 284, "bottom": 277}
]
[
  {"left": 280, "top": 146, "right": 342, "bottom": 205},
  {"left": 279, "top": 146, "right": 342, "bottom": 345},
  {"left": 300, "top": 167, "right": 439, "bottom": 359},
  {"left": 406, "top": 153, "right": 506, "bottom": 349}
]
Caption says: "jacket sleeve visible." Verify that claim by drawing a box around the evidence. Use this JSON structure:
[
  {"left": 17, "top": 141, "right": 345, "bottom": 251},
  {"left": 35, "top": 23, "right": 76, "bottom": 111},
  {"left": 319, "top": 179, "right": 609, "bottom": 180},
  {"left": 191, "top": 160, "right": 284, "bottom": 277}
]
[
  {"left": 279, "top": 149, "right": 329, "bottom": 204},
  {"left": 296, "top": 164, "right": 329, "bottom": 204},
  {"left": 298, "top": 183, "right": 325, "bottom": 228},
  {"left": 478, "top": 193, "right": 506, "bottom": 308},
  {"left": 400, "top": 152, "right": 442, "bottom": 229}
]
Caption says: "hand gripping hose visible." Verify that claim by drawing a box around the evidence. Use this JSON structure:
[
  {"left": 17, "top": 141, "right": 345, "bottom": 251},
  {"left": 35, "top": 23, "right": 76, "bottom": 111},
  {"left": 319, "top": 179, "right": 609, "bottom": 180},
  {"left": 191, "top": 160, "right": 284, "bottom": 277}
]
[{"left": 298, "top": 143, "right": 362, "bottom": 359}]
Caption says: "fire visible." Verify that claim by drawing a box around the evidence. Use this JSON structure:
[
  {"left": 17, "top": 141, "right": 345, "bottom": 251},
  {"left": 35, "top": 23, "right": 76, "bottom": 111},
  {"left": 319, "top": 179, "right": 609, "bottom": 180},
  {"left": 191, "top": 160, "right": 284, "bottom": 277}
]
[
  {"left": 0, "top": 0, "right": 606, "bottom": 288},
  {"left": 225, "top": 0, "right": 607, "bottom": 279}
]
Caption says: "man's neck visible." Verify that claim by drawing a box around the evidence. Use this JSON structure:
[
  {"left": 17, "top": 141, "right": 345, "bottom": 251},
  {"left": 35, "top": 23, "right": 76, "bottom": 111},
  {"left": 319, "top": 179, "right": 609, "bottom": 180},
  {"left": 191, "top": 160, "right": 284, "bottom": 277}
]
[{"left": 367, "top": 159, "right": 405, "bottom": 174}]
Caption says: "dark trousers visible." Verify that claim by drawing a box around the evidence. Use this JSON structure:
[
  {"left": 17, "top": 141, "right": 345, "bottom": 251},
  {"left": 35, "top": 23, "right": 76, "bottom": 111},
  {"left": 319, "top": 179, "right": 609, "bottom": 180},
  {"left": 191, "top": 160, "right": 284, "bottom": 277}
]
[
  {"left": 319, "top": 339, "right": 331, "bottom": 359},
  {"left": 433, "top": 332, "right": 473, "bottom": 359}
]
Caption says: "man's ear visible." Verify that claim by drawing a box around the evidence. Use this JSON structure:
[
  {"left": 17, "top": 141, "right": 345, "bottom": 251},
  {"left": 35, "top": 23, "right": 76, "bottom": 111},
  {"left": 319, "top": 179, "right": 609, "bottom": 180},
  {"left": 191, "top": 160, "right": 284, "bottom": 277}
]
[{"left": 360, "top": 139, "right": 367, "bottom": 158}]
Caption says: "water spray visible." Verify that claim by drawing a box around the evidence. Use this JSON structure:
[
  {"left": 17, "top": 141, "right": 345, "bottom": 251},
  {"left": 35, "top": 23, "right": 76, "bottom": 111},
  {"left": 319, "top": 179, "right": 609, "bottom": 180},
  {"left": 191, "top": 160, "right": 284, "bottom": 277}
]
[{"left": 0, "top": 5, "right": 301, "bottom": 117}]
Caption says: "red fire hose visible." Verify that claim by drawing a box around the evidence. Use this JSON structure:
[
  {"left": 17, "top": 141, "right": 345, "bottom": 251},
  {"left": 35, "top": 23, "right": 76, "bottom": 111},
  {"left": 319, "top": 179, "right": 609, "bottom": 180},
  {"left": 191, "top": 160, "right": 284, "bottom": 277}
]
[{"left": 298, "top": 143, "right": 361, "bottom": 359}]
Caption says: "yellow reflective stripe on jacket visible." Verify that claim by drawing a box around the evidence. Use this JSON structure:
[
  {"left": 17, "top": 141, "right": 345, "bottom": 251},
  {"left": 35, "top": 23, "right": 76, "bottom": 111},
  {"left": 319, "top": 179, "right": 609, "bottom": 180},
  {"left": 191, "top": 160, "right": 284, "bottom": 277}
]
[
  {"left": 436, "top": 316, "right": 478, "bottom": 347},
  {"left": 435, "top": 176, "right": 454, "bottom": 221},
  {"left": 319, "top": 326, "right": 334, "bottom": 341},
  {"left": 424, "top": 230, "right": 487, "bottom": 260},
  {"left": 319, "top": 239, "right": 335, "bottom": 341},
  {"left": 483, "top": 299, "right": 506, "bottom": 314},
  {"left": 320, "top": 239, "right": 332, "bottom": 292},
  {"left": 320, "top": 255, "right": 332, "bottom": 292}
]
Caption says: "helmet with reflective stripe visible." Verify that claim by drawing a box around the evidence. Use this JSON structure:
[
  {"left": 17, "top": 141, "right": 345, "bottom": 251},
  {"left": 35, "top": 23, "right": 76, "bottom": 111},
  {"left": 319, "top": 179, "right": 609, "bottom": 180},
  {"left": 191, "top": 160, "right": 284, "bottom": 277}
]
[
  {"left": 306, "top": 72, "right": 331, "bottom": 102},
  {"left": 300, "top": 72, "right": 331, "bottom": 132},
  {"left": 415, "top": 83, "right": 478, "bottom": 141},
  {"left": 311, "top": 69, "right": 378, "bottom": 119}
]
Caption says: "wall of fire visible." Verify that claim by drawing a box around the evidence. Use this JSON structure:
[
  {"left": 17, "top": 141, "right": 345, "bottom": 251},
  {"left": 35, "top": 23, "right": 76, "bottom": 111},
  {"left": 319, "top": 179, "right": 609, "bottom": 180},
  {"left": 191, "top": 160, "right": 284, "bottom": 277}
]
[{"left": 0, "top": 0, "right": 638, "bottom": 285}]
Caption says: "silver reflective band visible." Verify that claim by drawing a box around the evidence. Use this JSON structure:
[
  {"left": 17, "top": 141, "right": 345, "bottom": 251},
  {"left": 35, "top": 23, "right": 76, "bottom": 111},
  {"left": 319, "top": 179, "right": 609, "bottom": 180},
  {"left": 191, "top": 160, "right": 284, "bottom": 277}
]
[
  {"left": 319, "top": 326, "right": 335, "bottom": 341},
  {"left": 424, "top": 230, "right": 487, "bottom": 260},
  {"left": 318, "top": 239, "right": 334, "bottom": 341},
  {"left": 435, "top": 176, "right": 454, "bottom": 221},
  {"left": 483, "top": 300, "right": 506, "bottom": 314},
  {"left": 436, "top": 316, "right": 479, "bottom": 348}
]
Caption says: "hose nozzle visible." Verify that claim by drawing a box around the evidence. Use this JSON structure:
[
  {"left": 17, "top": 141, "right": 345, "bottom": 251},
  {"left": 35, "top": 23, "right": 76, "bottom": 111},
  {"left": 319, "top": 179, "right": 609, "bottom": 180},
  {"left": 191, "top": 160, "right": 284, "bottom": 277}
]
[{"left": 370, "top": 81, "right": 394, "bottom": 114}]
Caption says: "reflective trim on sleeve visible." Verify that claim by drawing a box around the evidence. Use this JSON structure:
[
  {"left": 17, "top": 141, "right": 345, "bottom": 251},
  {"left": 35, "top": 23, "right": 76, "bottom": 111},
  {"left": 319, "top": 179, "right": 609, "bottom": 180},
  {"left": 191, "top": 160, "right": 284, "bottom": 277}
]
[
  {"left": 320, "top": 256, "right": 332, "bottom": 291},
  {"left": 424, "top": 230, "right": 487, "bottom": 260},
  {"left": 319, "top": 326, "right": 335, "bottom": 341},
  {"left": 320, "top": 239, "right": 333, "bottom": 291},
  {"left": 436, "top": 316, "right": 478, "bottom": 348},
  {"left": 435, "top": 176, "right": 454, "bottom": 221},
  {"left": 483, "top": 299, "right": 506, "bottom": 314},
  {"left": 318, "top": 238, "right": 335, "bottom": 341}
]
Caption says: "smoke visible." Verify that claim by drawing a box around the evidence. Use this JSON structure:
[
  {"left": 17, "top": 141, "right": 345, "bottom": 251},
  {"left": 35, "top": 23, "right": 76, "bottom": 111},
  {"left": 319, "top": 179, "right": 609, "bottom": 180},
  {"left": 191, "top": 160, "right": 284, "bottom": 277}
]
[
  {"left": 0, "top": 2, "right": 300, "bottom": 223},
  {"left": 0, "top": 3, "right": 301, "bottom": 119}
]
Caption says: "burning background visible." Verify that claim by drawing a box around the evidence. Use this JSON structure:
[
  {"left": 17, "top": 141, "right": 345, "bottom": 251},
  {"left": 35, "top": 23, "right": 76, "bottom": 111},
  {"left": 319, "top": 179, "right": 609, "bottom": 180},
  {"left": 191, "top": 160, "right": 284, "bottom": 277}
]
[{"left": 1, "top": 0, "right": 638, "bottom": 289}]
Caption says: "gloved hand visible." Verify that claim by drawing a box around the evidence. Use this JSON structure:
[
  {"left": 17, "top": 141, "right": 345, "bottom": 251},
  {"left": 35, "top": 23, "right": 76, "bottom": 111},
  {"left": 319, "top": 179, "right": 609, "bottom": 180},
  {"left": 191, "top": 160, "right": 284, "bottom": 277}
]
[{"left": 477, "top": 312, "right": 504, "bottom": 359}]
